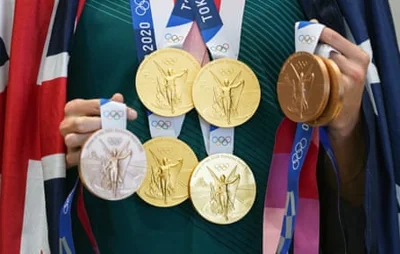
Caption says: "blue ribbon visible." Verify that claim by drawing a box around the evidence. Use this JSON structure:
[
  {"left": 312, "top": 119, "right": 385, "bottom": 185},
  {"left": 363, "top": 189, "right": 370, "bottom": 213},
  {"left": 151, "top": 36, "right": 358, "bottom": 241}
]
[
  {"left": 130, "top": 0, "right": 157, "bottom": 62},
  {"left": 279, "top": 123, "right": 313, "bottom": 253},
  {"left": 59, "top": 178, "right": 79, "bottom": 254},
  {"left": 167, "top": 0, "right": 194, "bottom": 27},
  {"left": 190, "top": 0, "right": 223, "bottom": 42}
]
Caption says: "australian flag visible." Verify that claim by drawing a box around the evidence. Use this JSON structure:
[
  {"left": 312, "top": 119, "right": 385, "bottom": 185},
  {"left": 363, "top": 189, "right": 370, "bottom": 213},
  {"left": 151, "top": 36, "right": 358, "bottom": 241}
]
[
  {"left": 0, "top": 0, "right": 85, "bottom": 253},
  {"left": 299, "top": 0, "right": 400, "bottom": 253}
]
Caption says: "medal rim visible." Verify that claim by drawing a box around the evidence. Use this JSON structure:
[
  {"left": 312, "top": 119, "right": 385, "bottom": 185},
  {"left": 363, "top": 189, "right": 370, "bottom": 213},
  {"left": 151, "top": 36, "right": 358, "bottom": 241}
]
[
  {"left": 79, "top": 128, "right": 147, "bottom": 201},
  {"left": 307, "top": 57, "right": 344, "bottom": 126},
  {"left": 192, "top": 58, "right": 261, "bottom": 128},
  {"left": 137, "top": 136, "right": 199, "bottom": 208},
  {"left": 277, "top": 52, "right": 331, "bottom": 123},
  {"left": 189, "top": 153, "right": 257, "bottom": 225},
  {"left": 135, "top": 48, "right": 201, "bottom": 117}
]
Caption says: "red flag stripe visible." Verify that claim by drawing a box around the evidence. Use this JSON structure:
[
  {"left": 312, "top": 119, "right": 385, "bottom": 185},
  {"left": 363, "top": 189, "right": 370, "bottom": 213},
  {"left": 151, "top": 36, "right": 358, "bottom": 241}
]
[{"left": 0, "top": 0, "right": 55, "bottom": 252}]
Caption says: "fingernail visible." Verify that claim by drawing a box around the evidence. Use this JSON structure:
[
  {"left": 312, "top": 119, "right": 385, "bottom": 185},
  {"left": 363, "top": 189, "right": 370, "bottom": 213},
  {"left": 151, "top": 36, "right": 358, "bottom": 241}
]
[{"left": 128, "top": 108, "right": 138, "bottom": 120}]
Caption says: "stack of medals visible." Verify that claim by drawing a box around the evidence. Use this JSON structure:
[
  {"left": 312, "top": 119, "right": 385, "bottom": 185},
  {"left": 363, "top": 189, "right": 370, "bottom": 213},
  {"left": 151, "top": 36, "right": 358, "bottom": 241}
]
[
  {"left": 136, "top": 48, "right": 200, "bottom": 207},
  {"left": 132, "top": 0, "right": 260, "bottom": 225},
  {"left": 190, "top": 58, "right": 260, "bottom": 224},
  {"left": 277, "top": 51, "right": 344, "bottom": 126}
]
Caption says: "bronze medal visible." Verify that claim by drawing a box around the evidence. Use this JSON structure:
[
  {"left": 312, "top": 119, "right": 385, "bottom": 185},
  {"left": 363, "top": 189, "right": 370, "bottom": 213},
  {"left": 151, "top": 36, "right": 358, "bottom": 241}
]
[
  {"left": 79, "top": 129, "right": 147, "bottom": 201},
  {"left": 189, "top": 153, "right": 256, "bottom": 225},
  {"left": 309, "top": 57, "right": 344, "bottom": 126},
  {"left": 137, "top": 137, "right": 198, "bottom": 207},
  {"left": 307, "top": 57, "right": 344, "bottom": 126},
  {"left": 277, "top": 52, "right": 330, "bottom": 123}
]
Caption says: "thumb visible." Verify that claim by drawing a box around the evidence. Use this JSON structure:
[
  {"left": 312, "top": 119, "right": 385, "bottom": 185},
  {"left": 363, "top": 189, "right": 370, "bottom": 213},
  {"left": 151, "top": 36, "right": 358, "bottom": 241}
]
[{"left": 111, "top": 93, "right": 124, "bottom": 103}]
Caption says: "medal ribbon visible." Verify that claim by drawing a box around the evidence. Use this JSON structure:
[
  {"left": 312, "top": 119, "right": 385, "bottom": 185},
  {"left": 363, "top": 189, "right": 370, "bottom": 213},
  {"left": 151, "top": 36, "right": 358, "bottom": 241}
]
[
  {"left": 132, "top": 0, "right": 186, "bottom": 138},
  {"left": 189, "top": 0, "right": 246, "bottom": 155},
  {"left": 61, "top": 100, "right": 127, "bottom": 254},
  {"left": 292, "top": 24, "right": 344, "bottom": 254},
  {"left": 263, "top": 21, "right": 328, "bottom": 254},
  {"left": 59, "top": 178, "right": 79, "bottom": 254}
]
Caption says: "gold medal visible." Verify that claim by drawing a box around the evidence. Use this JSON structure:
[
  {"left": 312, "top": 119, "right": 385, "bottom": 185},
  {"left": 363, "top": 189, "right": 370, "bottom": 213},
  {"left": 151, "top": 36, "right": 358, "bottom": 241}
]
[
  {"left": 189, "top": 153, "right": 256, "bottom": 225},
  {"left": 192, "top": 58, "right": 261, "bottom": 128},
  {"left": 79, "top": 129, "right": 147, "bottom": 201},
  {"left": 277, "top": 52, "right": 330, "bottom": 123},
  {"left": 136, "top": 48, "right": 201, "bottom": 117},
  {"left": 137, "top": 137, "right": 198, "bottom": 207}
]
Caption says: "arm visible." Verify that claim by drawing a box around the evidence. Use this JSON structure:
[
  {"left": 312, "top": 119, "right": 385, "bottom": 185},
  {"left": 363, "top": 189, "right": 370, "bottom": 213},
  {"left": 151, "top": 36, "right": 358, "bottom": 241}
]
[
  {"left": 318, "top": 27, "right": 371, "bottom": 206},
  {"left": 325, "top": 116, "right": 366, "bottom": 206}
]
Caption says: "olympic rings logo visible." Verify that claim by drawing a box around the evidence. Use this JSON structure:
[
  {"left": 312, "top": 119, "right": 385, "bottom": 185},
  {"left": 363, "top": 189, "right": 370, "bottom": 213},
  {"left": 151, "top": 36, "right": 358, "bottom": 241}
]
[
  {"left": 103, "top": 110, "right": 124, "bottom": 120},
  {"left": 151, "top": 120, "right": 172, "bottom": 130},
  {"left": 163, "top": 57, "right": 177, "bottom": 66},
  {"left": 134, "top": 0, "right": 150, "bottom": 16},
  {"left": 210, "top": 43, "right": 230, "bottom": 53},
  {"left": 215, "top": 163, "right": 229, "bottom": 171},
  {"left": 291, "top": 137, "right": 308, "bottom": 170},
  {"left": 107, "top": 137, "right": 122, "bottom": 146},
  {"left": 165, "top": 33, "right": 184, "bottom": 43},
  {"left": 212, "top": 136, "right": 232, "bottom": 146},
  {"left": 63, "top": 194, "right": 73, "bottom": 214},
  {"left": 298, "top": 35, "right": 316, "bottom": 44}
]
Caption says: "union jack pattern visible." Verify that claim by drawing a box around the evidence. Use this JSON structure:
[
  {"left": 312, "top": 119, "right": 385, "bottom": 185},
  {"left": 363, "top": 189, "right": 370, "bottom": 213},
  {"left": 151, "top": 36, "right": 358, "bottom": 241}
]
[{"left": 0, "top": 0, "right": 85, "bottom": 253}]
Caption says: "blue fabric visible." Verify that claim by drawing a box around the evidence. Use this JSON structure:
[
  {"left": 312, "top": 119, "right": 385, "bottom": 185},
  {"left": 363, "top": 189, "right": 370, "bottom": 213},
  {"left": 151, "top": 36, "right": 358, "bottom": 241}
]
[{"left": 299, "top": 0, "right": 400, "bottom": 252}]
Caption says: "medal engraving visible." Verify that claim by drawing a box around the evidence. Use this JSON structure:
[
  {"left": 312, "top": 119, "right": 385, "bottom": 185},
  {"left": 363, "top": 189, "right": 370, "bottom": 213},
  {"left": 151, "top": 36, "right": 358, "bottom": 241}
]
[
  {"left": 277, "top": 52, "right": 330, "bottom": 123},
  {"left": 79, "top": 129, "right": 147, "bottom": 201},
  {"left": 211, "top": 70, "right": 244, "bottom": 125},
  {"left": 146, "top": 150, "right": 183, "bottom": 203},
  {"left": 286, "top": 60, "right": 315, "bottom": 119},
  {"left": 190, "top": 154, "right": 256, "bottom": 225},
  {"left": 193, "top": 58, "right": 261, "bottom": 128},
  {"left": 136, "top": 48, "right": 201, "bottom": 117},
  {"left": 137, "top": 137, "right": 198, "bottom": 207},
  {"left": 154, "top": 60, "right": 188, "bottom": 114}
]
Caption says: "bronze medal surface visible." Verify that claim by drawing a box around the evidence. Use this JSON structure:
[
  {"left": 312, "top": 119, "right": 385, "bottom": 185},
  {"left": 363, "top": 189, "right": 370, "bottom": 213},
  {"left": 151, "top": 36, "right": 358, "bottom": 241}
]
[
  {"left": 137, "top": 137, "right": 198, "bottom": 207},
  {"left": 308, "top": 57, "right": 344, "bottom": 126},
  {"left": 79, "top": 128, "right": 147, "bottom": 201},
  {"left": 277, "top": 52, "right": 330, "bottom": 123}
]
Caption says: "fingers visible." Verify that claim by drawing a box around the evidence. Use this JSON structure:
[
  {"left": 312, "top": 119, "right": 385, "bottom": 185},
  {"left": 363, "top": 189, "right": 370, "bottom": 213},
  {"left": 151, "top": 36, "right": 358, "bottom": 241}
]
[
  {"left": 111, "top": 93, "right": 124, "bottom": 102},
  {"left": 64, "top": 98, "right": 102, "bottom": 117},
  {"left": 330, "top": 52, "right": 367, "bottom": 86},
  {"left": 60, "top": 116, "right": 101, "bottom": 136},
  {"left": 65, "top": 133, "right": 92, "bottom": 148},
  {"left": 64, "top": 93, "right": 137, "bottom": 120},
  {"left": 127, "top": 108, "right": 138, "bottom": 120},
  {"left": 61, "top": 93, "right": 138, "bottom": 168},
  {"left": 66, "top": 148, "right": 81, "bottom": 168},
  {"left": 320, "top": 28, "right": 370, "bottom": 65}
]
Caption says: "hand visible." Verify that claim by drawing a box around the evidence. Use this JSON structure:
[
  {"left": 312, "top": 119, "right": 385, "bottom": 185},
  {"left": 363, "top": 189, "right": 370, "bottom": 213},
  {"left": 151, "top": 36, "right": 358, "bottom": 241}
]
[
  {"left": 59, "top": 93, "right": 137, "bottom": 168},
  {"left": 319, "top": 27, "right": 370, "bottom": 137}
]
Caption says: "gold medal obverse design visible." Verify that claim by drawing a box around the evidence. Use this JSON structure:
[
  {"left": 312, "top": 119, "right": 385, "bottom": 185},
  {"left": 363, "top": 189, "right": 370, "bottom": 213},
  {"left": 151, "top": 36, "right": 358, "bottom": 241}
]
[{"left": 189, "top": 153, "right": 256, "bottom": 225}]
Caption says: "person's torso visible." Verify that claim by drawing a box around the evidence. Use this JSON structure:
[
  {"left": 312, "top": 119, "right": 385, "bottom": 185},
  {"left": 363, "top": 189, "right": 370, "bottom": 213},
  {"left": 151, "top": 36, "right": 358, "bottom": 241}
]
[{"left": 67, "top": 1, "right": 305, "bottom": 253}]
